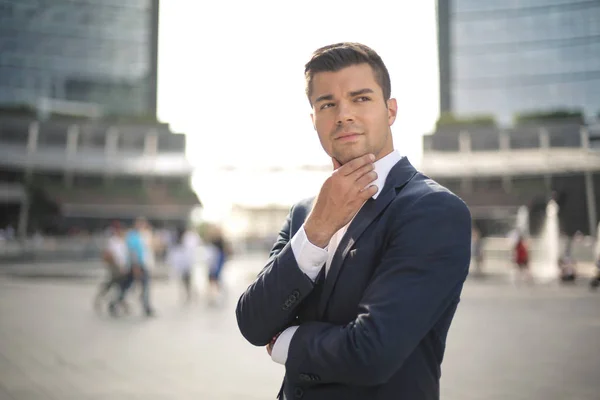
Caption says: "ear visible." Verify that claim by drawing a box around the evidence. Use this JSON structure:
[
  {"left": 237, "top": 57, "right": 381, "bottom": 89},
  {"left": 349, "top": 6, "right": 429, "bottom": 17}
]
[
  {"left": 386, "top": 98, "right": 398, "bottom": 126},
  {"left": 310, "top": 113, "right": 316, "bottom": 130}
]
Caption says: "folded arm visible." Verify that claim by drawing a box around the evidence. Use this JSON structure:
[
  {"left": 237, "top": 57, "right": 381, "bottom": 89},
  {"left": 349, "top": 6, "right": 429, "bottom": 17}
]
[
  {"left": 284, "top": 191, "right": 472, "bottom": 386},
  {"left": 236, "top": 206, "right": 325, "bottom": 346}
]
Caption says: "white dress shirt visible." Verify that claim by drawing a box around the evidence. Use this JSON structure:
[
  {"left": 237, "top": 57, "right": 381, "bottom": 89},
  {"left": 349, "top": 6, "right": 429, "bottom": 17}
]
[
  {"left": 271, "top": 150, "right": 402, "bottom": 365},
  {"left": 106, "top": 236, "right": 128, "bottom": 269}
]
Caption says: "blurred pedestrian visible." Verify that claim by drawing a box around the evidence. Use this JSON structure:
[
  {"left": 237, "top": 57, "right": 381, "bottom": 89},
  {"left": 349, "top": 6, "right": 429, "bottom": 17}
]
[
  {"left": 558, "top": 255, "right": 577, "bottom": 283},
  {"left": 591, "top": 229, "right": 600, "bottom": 291},
  {"left": 140, "top": 219, "right": 157, "bottom": 271},
  {"left": 558, "top": 237, "right": 577, "bottom": 283},
  {"left": 471, "top": 224, "right": 484, "bottom": 276},
  {"left": 167, "top": 226, "right": 199, "bottom": 304},
  {"left": 590, "top": 257, "right": 600, "bottom": 291},
  {"left": 5, "top": 225, "right": 14, "bottom": 241},
  {"left": 206, "top": 225, "right": 231, "bottom": 306},
  {"left": 513, "top": 233, "right": 533, "bottom": 285},
  {"left": 94, "top": 221, "right": 129, "bottom": 313},
  {"left": 109, "top": 217, "right": 155, "bottom": 317}
]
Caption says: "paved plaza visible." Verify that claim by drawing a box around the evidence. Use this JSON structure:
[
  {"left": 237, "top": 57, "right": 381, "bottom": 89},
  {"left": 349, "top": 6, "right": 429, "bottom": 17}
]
[{"left": 0, "top": 258, "right": 599, "bottom": 399}]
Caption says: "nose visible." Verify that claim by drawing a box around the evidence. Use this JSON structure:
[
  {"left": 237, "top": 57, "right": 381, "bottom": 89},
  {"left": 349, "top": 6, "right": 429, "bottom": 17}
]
[{"left": 335, "top": 100, "right": 354, "bottom": 125}]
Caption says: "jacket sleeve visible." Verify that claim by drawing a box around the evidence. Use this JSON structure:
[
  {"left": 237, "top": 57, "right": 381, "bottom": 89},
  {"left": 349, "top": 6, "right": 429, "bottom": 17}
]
[
  {"left": 284, "top": 191, "right": 472, "bottom": 386},
  {"left": 236, "top": 205, "right": 316, "bottom": 346}
]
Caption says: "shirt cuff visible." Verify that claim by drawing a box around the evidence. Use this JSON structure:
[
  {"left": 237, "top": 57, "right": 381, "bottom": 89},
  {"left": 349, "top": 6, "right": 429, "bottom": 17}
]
[
  {"left": 271, "top": 326, "right": 299, "bottom": 365},
  {"left": 290, "top": 225, "right": 328, "bottom": 281}
]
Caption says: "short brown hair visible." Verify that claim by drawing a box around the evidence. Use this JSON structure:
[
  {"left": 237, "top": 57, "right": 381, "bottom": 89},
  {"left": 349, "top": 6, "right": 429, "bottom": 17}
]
[{"left": 304, "top": 42, "right": 391, "bottom": 104}]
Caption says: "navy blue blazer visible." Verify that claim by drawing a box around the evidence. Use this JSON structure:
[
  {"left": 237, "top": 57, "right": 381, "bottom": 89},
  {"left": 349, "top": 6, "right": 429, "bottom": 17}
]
[{"left": 236, "top": 157, "right": 471, "bottom": 400}]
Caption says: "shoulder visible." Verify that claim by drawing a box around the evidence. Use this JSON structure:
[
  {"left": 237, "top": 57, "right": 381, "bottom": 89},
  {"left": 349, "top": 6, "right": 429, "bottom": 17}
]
[
  {"left": 290, "top": 196, "right": 316, "bottom": 218},
  {"left": 293, "top": 196, "right": 316, "bottom": 211},
  {"left": 383, "top": 174, "right": 472, "bottom": 256},
  {"left": 275, "top": 196, "right": 316, "bottom": 237},
  {"left": 391, "top": 172, "right": 470, "bottom": 221}
]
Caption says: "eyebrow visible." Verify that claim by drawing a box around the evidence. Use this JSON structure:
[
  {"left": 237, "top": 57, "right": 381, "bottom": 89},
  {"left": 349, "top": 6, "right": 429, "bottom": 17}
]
[
  {"left": 314, "top": 88, "right": 375, "bottom": 104},
  {"left": 349, "top": 88, "right": 374, "bottom": 97},
  {"left": 314, "top": 94, "right": 333, "bottom": 103}
]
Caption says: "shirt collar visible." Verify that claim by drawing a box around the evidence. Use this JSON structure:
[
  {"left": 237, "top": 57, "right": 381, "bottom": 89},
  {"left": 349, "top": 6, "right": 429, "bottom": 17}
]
[{"left": 372, "top": 150, "right": 402, "bottom": 199}]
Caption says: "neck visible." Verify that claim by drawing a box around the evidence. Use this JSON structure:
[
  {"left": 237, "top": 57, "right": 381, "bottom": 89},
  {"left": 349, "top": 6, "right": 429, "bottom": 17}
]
[{"left": 375, "top": 148, "right": 395, "bottom": 162}]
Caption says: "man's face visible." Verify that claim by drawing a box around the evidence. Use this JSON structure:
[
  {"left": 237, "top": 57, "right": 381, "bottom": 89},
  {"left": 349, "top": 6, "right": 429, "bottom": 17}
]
[{"left": 309, "top": 63, "right": 397, "bottom": 165}]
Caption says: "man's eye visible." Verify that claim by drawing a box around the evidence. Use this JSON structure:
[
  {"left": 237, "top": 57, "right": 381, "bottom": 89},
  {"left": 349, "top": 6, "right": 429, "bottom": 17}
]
[
  {"left": 320, "top": 103, "right": 334, "bottom": 110},
  {"left": 355, "top": 96, "right": 370, "bottom": 102}
]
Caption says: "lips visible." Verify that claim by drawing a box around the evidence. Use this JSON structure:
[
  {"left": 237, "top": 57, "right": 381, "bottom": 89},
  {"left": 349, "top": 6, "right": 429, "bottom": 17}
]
[{"left": 335, "top": 132, "right": 362, "bottom": 140}]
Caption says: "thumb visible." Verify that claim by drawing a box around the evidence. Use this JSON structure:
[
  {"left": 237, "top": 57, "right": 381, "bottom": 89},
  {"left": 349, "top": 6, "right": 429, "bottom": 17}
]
[{"left": 332, "top": 157, "right": 342, "bottom": 170}]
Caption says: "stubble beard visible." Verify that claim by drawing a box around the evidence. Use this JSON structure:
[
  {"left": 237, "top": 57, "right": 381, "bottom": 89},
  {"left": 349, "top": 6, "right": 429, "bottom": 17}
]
[{"left": 333, "top": 142, "right": 371, "bottom": 165}]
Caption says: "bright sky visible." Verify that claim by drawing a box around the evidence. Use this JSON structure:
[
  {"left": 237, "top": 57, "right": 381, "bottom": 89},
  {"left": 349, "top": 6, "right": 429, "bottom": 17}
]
[{"left": 157, "top": 1, "right": 440, "bottom": 220}]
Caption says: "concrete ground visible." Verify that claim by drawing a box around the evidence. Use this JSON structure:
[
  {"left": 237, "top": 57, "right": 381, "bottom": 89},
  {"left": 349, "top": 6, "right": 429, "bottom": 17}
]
[{"left": 0, "top": 256, "right": 599, "bottom": 400}]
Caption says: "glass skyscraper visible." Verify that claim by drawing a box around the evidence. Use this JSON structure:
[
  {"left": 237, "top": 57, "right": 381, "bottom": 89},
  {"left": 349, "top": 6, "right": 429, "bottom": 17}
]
[
  {"left": 0, "top": 0, "right": 159, "bottom": 117},
  {"left": 437, "top": 0, "right": 600, "bottom": 124}
]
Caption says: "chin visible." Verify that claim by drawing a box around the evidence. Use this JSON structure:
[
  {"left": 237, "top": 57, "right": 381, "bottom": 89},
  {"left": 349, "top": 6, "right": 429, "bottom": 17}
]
[{"left": 335, "top": 149, "right": 370, "bottom": 165}]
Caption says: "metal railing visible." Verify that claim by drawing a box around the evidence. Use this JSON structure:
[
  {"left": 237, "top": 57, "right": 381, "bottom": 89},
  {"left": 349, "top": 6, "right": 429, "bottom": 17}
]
[
  {"left": 423, "top": 124, "right": 587, "bottom": 153},
  {"left": 0, "top": 235, "right": 105, "bottom": 262}
]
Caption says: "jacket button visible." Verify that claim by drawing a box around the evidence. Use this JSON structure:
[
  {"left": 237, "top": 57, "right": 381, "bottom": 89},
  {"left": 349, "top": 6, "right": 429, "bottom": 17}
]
[
  {"left": 294, "top": 387, "right": 304, "bottom": 398},
  {"left": 298, "top": 373, "right": 310, "bottom": 382},
  {"left": 292, "top": 289, "right": 300, "bottom": 298}
]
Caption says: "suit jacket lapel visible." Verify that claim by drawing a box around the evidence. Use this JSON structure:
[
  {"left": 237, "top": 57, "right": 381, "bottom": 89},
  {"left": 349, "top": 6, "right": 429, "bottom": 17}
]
[{"left": 316, "top": 157, "right": 418, "bottom": 319}]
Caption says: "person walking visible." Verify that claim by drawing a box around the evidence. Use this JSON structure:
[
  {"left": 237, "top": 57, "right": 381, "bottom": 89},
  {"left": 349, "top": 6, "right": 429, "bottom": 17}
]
[
  {"left": 167, "top": 227, "right": 199, "bottom": 304},
  {"left": 94, "top": 221, "right": 129, "bottom": 313},
  {"left": 109, "top": 218, "right": 155, "bottom": 317}
]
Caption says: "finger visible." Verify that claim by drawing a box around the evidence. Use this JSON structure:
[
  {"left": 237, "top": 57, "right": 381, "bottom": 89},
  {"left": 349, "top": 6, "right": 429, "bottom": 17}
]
[
  {"left": 355, "top": 170, "right": 378, "bottom": 191},
  {"left": 341, "top": 153, "right": 374, "bottom": 176},
  {"left": 332, "top": 157, "right": 342, "bottom": 170},
  {"left": 339, "top": 153, "right": 375, "bottom": 176},
  {"left": 359, "top": 184, "right": 378, "bottom": 199},
  {"left": 349, "top": 162, "right": 375, "bottom": 182}
]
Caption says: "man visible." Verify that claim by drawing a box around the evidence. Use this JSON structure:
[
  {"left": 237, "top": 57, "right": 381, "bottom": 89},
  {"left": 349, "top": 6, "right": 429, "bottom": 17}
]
[
  {"left": 167, "top": 226, "right": 202, "bottom": 304},
  {"left": 94, "top": 221, "right": 129, "bottom": 312},
  {"left": 206, "top": 225, "right": 231, "bottom": 306},
  {"left": 110, "top": 218, "right": 155, "bottom": 317},
  {"left": 235, "top": 43, "right": 471, "bottom": 400}
]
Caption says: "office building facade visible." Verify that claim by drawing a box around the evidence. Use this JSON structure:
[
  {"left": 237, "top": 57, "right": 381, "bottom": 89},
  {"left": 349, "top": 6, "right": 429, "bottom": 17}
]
[
  {"left": 0, "top": 1, "right": 200, "bottom": 239},
  {"left": 437, "top": 0, "right": 600, "bottom": 124},
  {"left": 430, "top": 0, "right": 600, "bottom": 237},
  {"left": 0, "top": 0, "right": 159, "bottom": 117}
]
